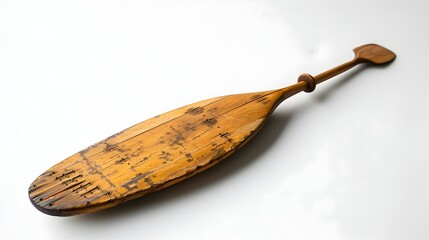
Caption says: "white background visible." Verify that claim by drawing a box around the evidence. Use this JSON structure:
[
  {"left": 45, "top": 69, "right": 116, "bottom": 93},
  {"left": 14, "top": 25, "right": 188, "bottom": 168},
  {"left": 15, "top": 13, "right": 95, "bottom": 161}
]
[{"left": 1, "top": 0, "right": 428, "bottom": 239}]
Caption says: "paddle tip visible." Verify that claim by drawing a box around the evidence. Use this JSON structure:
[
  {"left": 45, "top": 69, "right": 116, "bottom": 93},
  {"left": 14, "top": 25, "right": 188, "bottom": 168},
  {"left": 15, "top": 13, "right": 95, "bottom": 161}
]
[{"left": 353, "top": 43, "right": 396, "bottom": 65}]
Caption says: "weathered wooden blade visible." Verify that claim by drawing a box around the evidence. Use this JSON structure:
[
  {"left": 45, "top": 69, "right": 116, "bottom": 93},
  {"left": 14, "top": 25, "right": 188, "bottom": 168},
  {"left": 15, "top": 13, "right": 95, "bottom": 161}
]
[{"left": 29, "top": 87, "right": 293, "bottom": 216}]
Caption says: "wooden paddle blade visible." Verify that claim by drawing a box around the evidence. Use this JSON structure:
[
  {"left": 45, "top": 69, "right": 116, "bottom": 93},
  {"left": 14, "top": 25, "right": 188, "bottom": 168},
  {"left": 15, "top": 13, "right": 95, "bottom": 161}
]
[{"left": 29, "top": 89, "right": 285, "bottom": 216}]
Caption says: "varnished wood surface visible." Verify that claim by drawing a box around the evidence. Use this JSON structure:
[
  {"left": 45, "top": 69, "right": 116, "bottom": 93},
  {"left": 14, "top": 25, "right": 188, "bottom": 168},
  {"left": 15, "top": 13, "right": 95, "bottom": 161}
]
[
  {"left": 298, "top": 44, "right": 396, "bottom": 91},
  {"left": 28, "top": 44, "right": 395, "bottom": 216},
  {"left": 29, "top": 84, "right": 305, "bottom": 216}
]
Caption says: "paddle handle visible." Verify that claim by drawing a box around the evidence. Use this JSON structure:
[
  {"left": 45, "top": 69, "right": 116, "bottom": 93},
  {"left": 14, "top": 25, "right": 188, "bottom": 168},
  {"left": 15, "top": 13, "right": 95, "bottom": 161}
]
[{"left": 297, "top": 44, "right": 396, "bottom": 93}]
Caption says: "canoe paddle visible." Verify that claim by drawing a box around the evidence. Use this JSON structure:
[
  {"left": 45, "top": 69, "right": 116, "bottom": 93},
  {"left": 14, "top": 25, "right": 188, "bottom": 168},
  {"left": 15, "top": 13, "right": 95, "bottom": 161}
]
[{"left": 29, "top": 43, "right": 396, "bottom": 216}]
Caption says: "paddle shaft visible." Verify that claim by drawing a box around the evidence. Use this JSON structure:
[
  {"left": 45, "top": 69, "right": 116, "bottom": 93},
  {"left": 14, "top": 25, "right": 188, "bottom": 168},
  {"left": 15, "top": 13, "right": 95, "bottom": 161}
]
[
  {"left": 293, "top": 44, "right": 395, "bottom": 94},
  {"left": 296, "top": 58, "right": 358, "bottom": 93}
]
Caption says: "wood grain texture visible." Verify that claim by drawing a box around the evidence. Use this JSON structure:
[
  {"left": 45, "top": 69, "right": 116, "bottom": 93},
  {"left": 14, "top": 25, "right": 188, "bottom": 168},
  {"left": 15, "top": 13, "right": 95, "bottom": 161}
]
[
  {"left": 310, "top": 44, "right": 396, "bottom": 86},
  {"left": 29, "top": 84, "right": 305, "bottom": 216},
  {"left": 28, "top": 43, "right": 396, "bottom": 216}
]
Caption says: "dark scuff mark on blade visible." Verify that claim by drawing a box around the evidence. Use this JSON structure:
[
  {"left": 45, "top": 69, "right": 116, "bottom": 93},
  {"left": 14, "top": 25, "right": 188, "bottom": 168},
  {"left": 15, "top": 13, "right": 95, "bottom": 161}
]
[
  {"left": 115, "top": 155, "right": 130, "bottom": 164},
  {"left": 186, "top": 107, "right": 204, "bottom": 115},
  {"left": 185, "top": 153, "right": 194, "bottom": 162},
  {"left": 143, "top": 177, "right": 156, "bottom": 187},
  {"left": 55, "top": 170, "right": 75, "bottom": 180},
  {"left": 129, "top": 145, "right": 145, "bottom": 158},
  {"left": 169, "top": 126, "right": 186, "bottom": 148},
  {"left": 41, "top": 171, "right": 56, "bottom": 177},
  {"left": 61, "top": 174, "right": 83, "bottom": 185},
  {"left": 73, "top": 182, "right": 92, "bottom": 193},
  {"left": 104, "top": 142, "right": 125, "bottom": 152},
  {"left": 202, "top": 117, "right": 217, "bottom": 127},
  {"left": 184, "top": 122, "right": 197, "bottom": 131},
  {"left": 80, "top": 186, "right": 100, "bottom": 197},
  {"left": 79, "top": 151, "right": 116, "bottom": 189},
  {"left": 219, "top": 132, "right": 231, "bottom": 138},
  {"left": 159, "top": 151, "right": 172, "bottom": 164},
  {"left": 131, "top": 155, "right": 152, "bottom": 170},
  {"left": 121, "top": 171, "right": 153, "bottom": 191}
]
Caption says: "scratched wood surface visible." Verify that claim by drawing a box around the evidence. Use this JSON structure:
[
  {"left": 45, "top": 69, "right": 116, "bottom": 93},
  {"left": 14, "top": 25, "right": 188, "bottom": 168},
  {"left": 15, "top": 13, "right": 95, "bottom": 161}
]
[
  {"left": 28, "top": 84, "right": 305, "bottom": 216},
  {"left": 28, "top": 44, "right": 396, "bottom": 216}
]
